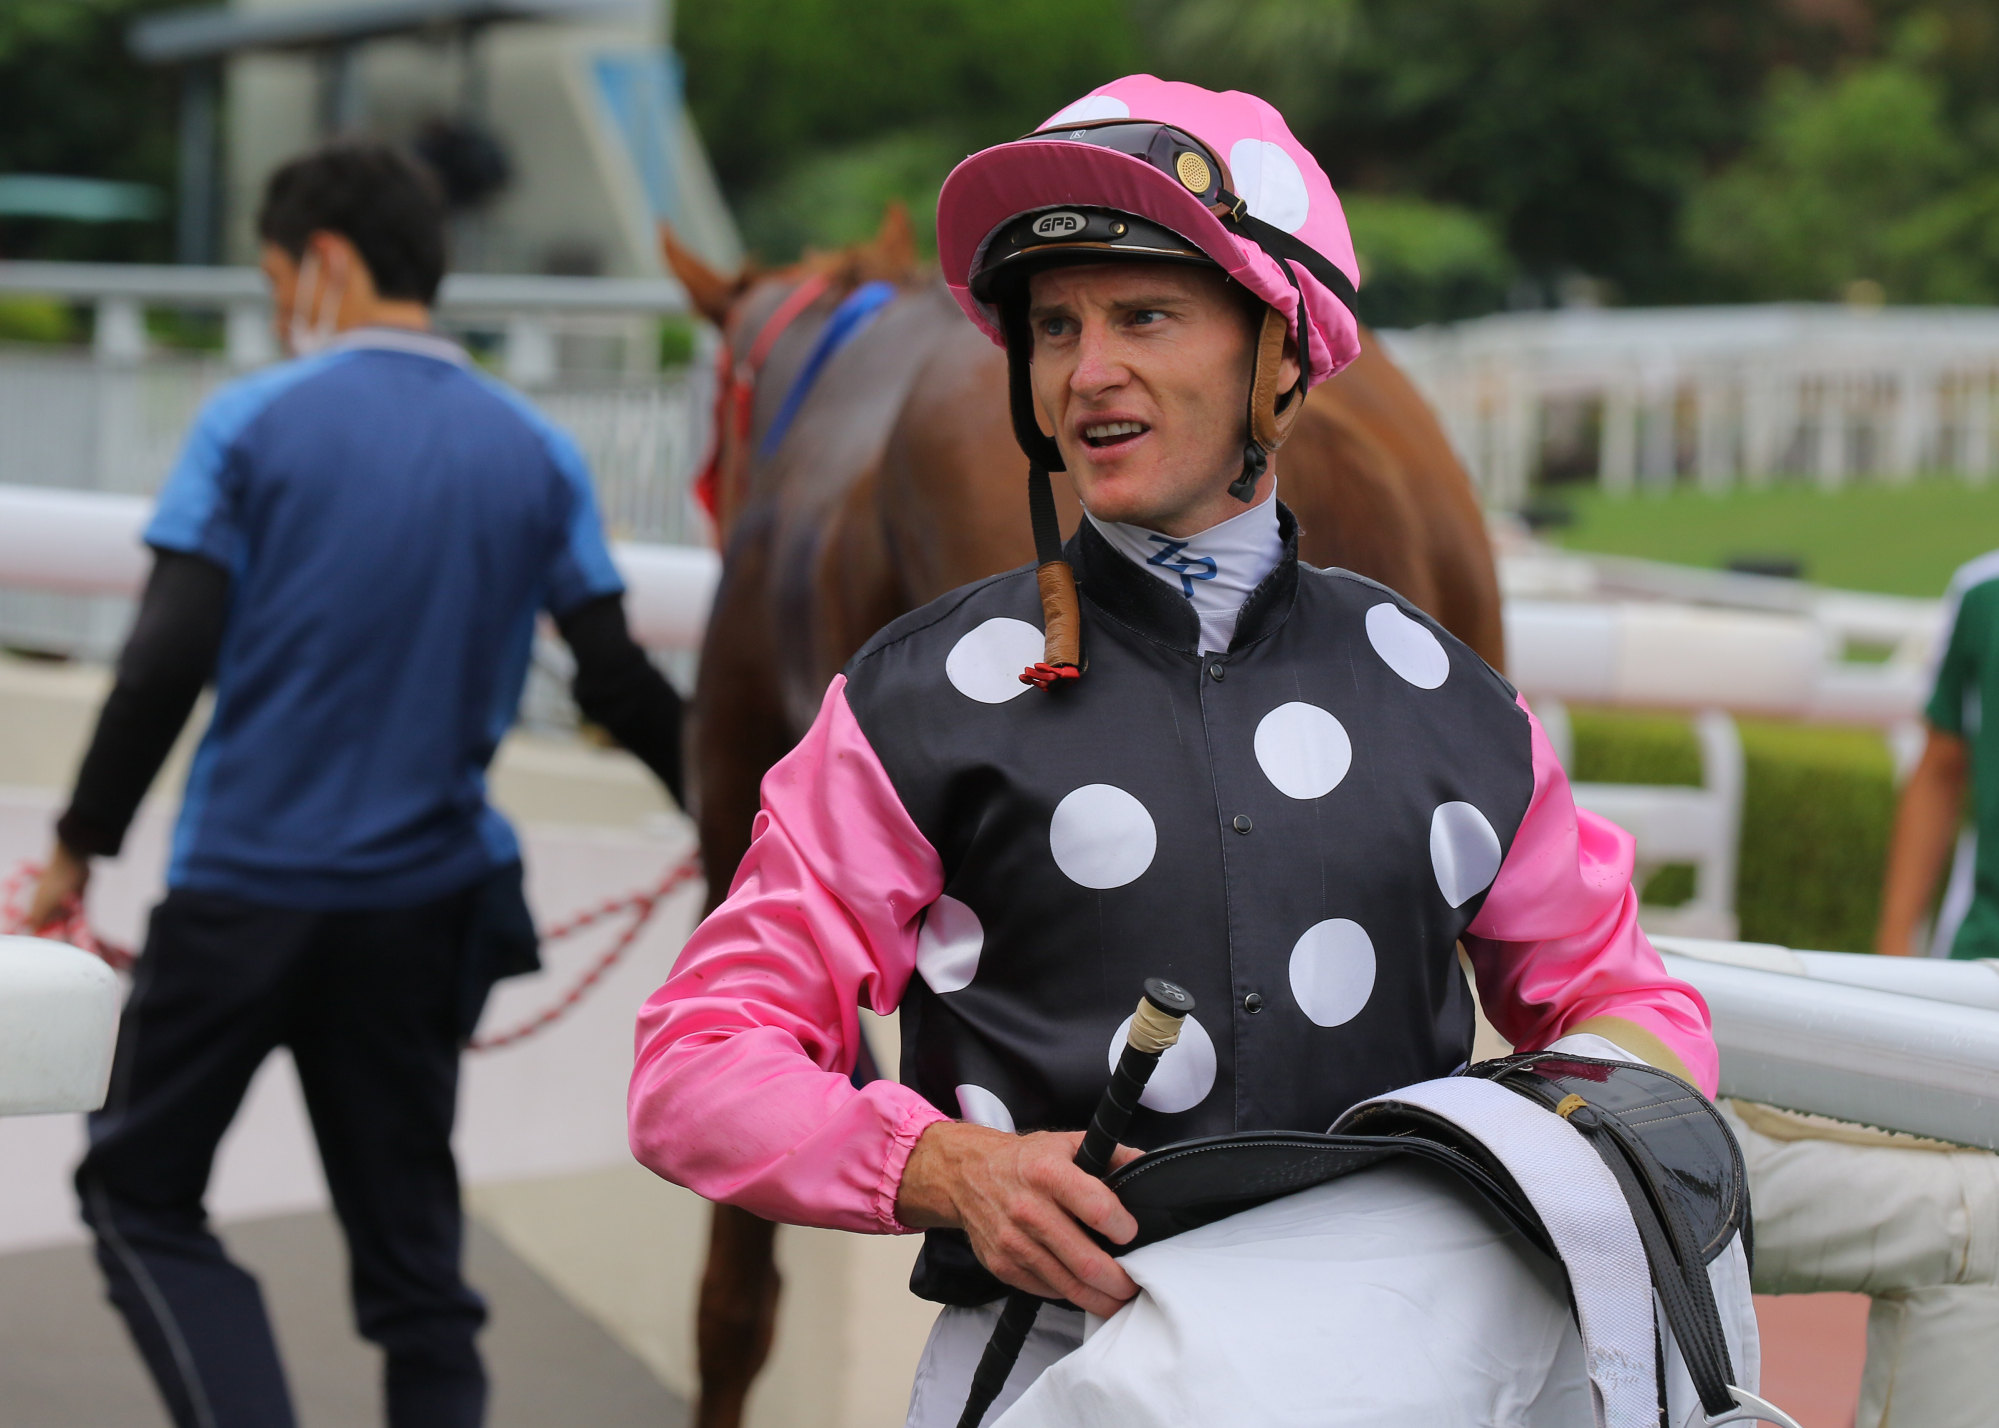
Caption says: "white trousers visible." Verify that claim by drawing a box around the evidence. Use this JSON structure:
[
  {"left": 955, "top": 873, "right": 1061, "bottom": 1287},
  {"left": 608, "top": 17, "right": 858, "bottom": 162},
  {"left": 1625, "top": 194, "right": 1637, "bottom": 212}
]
[
  {"left": 904, "top": 1300, "right": 1086, "bottom": 1428},
  {"left": 1726, "top": 1100, "right": 1999, "bottom": 1428}
]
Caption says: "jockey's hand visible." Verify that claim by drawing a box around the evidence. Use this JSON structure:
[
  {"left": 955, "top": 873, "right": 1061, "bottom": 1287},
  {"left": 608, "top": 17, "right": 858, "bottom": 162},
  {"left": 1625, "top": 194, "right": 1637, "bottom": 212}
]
[
  {"left": 25, "top": 841, "right": 89, "bottom": 931},
  {"left": 896, "top": 1121, "right": 1141, "bottom": 1318}
]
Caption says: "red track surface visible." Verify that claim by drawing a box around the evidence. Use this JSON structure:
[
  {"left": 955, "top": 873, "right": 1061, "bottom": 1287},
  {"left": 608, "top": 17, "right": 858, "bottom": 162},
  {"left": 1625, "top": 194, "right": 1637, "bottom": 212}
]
[{"left": 1756, "top": 1293, "right": 1868, "bottom": 1427}]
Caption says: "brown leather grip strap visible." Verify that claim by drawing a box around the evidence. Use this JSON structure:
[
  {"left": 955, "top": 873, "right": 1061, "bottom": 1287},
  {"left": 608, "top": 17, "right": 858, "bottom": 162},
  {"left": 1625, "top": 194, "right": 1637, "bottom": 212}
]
[{"left": 1036, "top": 560, "right": 1082, "bottom": 670}]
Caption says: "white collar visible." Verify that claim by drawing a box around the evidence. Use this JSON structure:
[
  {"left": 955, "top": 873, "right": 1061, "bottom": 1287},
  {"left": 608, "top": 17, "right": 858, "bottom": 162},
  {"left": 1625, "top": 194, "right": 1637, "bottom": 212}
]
[
  {"left": 327, "top": 326, "right": 468, "bottom": 365},
  {"left": 1086, "top": 490, "right": 1285, "bottom": 654}
]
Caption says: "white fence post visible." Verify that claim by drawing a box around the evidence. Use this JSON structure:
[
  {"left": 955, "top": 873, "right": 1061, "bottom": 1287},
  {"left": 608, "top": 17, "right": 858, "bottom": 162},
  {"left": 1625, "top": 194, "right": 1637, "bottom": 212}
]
[
  {"left": 1812, "top": 376, "right": 1848, "bottom": 491},
  {"left": 225, "top": 300, "right": 277, "bottom": 369},
  {"left": 1639, "top": 369, "right": 1677, "bottom": 490},
  {"left": 93, "top": 297, "right": 146, "bottom": 363},
  {"left": 1889, "top": 367, "right": 1932, "bottom": 482},
  {"left": 1695, "top": 376, "right": 1734, "bottom": 492},
  {"left": 1600, "top": 379, "right": 1637, "bottom": 495},
  {"left": 1965, "top": 374, "right": 1994, "bottom": 486},
  {"left": 504, "top": 314, "right": 558, "bottom": 388}
]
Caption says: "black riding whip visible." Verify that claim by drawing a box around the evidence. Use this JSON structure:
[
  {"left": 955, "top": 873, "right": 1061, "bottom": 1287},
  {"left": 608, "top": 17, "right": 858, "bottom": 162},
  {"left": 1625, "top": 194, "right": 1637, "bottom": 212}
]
[{"left": 953, "top": 978, "right": 1196, "bottom": 1428}]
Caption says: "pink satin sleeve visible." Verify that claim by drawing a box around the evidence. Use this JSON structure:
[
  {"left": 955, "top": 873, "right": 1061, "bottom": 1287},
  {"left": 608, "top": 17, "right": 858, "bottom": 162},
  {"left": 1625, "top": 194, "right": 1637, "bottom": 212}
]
[
  {"left": 627, "top": 675, "right": 950, "bottom": 1233},
  {"left": 1462, "top": 696, "right": 1719, "bottom": 1096}
]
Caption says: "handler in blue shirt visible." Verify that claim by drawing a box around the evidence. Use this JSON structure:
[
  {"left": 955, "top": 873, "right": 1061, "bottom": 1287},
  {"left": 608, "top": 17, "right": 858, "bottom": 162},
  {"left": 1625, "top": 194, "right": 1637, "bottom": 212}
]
[{"left": 26, "top": 142, "right": 684, "bottom": 1428}]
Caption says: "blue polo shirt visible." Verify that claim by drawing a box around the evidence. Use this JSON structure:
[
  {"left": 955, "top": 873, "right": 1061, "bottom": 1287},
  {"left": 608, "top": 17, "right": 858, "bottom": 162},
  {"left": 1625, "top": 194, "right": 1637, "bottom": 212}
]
[{"left": 145, "top": 328, "right": 624, "bottom": 909}]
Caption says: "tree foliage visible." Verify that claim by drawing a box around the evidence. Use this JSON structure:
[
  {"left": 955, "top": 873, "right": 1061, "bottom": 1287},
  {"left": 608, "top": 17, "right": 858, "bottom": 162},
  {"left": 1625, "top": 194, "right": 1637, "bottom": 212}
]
[
  {"left": 1342, "top": 195, "right": 1512, "bottom": 328},
  {"left": 0, "top": 0, "right": 182, "bottom": 262},
  {"left": 683, "top": 0, "right": 1866, "bottom": 304},
  {"left": 1139, "top": 0, "right": 1851, "bottom": 303},
  {"left": 677, "top": 0, "right": 1139, "bottom": 194},
  {"left": 17, "top": 0, "right": 1999, "bottom": 310},
  {"left": 678, "top": 0, "right": 1139, "bottom": 265},
  {"left": 1685, "top": 27, "right": 1999, "bottom": 302}
]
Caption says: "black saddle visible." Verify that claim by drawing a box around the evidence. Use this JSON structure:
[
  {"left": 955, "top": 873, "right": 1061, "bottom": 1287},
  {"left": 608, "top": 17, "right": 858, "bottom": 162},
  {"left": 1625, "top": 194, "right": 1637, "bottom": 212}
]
[{"left": 1105, "top": 1054, "right": 1757, "bottom": 1426}]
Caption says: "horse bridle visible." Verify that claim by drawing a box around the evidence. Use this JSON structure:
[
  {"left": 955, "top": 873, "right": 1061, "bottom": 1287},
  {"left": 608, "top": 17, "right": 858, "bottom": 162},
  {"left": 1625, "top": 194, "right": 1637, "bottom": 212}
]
[{"left": 692, "top": 271, "right": 834, "bottom": 531}]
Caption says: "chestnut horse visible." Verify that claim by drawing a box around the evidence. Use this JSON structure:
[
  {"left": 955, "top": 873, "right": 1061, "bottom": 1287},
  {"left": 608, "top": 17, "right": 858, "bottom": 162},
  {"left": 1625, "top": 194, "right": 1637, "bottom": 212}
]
[{"left": 662, "top": 208, "right": 1503, "bottom": 1428}]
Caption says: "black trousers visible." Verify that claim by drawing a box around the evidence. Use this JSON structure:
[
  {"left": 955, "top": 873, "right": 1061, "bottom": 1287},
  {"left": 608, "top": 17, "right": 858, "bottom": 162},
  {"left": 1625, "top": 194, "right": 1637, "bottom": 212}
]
[{"left": 76, "top": 886, "right": 488, "bottom": 1428}]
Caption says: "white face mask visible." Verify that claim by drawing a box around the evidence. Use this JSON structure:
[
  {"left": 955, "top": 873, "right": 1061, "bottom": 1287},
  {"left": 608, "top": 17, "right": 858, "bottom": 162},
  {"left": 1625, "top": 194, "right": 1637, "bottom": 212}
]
[{"left": 284, "top": 248, "right": 345, "bottom": 357}]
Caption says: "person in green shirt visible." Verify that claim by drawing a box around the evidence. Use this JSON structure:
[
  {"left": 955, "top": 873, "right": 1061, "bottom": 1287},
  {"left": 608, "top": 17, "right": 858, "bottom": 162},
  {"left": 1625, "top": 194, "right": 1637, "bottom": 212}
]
[{"left": 1879, "top": 551, "right": 1999, "bottom": 957}]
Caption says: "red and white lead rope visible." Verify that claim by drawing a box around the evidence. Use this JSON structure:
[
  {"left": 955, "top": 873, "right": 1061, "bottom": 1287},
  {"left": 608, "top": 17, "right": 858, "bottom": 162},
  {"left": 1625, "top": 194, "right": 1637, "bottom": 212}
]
[
  {"left": 0, "top": 853, "right": 704, "bottom": 1052},
  {"left": 0, "top": 861, "right": 134, "bottom": 972},
  {"left": 468, "top": 853, "right": 702, "bottom": 1051}
]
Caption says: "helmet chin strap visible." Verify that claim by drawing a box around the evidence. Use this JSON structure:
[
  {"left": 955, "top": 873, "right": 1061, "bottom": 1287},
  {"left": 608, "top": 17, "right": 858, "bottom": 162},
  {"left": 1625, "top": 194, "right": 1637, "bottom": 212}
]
[
  {"left": 1000, "top": 302, "right": 1083, "bottom": 691},
  {"left": 1234, "top": 262, "right": 1311, "bottom": 503}
]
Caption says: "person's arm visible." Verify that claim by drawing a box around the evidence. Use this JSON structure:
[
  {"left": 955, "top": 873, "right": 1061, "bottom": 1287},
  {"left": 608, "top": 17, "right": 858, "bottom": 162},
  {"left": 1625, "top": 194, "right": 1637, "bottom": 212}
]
[
  {"left": 27, "top": 551, "right": 228, "bottom": 926},
  {"left": 552, "top": 593, "right": 684, "bottom": 806},
  {"left": 628, "top": 674, "right": 951, "bottom": 1230},
  {"left": 1461, "top": 696, "right": 1717, "bottom": 1095},
  {"left": 627, "top": 675, "right": 1141, "bottom": 1314},
  {"left": 1876, "top": 727, "right": 1970, "bottom": 956}
]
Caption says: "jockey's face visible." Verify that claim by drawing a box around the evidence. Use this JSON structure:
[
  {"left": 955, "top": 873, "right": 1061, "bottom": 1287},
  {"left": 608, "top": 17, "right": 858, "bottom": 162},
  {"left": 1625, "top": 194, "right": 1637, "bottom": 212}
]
[{"left": 1027, "top": 261, "right": 1295, "bottom": 537}]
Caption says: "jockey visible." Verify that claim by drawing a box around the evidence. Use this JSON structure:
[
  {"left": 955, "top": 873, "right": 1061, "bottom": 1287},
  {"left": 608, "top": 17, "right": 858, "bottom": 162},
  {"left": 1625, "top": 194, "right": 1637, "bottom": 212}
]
[{"left": 629, "top": 75, "right": 1717, "bottom": 1425}]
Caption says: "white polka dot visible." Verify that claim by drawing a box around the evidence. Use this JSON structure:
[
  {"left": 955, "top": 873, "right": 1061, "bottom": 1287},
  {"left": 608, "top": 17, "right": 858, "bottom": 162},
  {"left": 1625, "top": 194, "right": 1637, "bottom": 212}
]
[
  {"left": 1365, "top": 603, "right": 1450, "bottom": 689},
  {"left": 946, "top": 617, "right": 1045, "bottom": 704},
  {"left": 916, "top": 895, "right": 983, "bottom": 994},
  {"left": 1288, "top": 919, "right": 1377, "bottom": 1027},
  {"left": 1254, "top": 702, "right": 1352, "bottom": 800},
  {"left": 1431, "top": 802, "right": 1502, "bottom": 908},
  {"left": 1047, "top": 93, "right": 1131, "bottom": 127},
  {"left": 1107, "top": 1012, "right": 1217, "bottom": 1114},
  {"left": 1049, "top": 784, "right": 1156, "bottom": 889},
  {"left": 956, "top": 1084, "right": 1016, "bottom": 1133},
  {"left": 1227, "top": 139, "right": 1311, "bottom": 234}
]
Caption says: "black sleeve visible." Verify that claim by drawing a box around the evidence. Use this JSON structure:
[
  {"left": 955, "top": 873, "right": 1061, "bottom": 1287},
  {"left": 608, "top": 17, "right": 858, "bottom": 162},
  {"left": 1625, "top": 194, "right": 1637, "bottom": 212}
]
[
  {"left": 57, "top": 550, "right": 230, "bottom": 859},
  {"left": 555, "top": 593, "right": 686, "bottom": 807}
]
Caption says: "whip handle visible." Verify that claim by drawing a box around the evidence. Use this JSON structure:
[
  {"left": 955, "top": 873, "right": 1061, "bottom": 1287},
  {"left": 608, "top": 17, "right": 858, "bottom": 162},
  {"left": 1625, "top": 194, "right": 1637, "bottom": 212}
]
[
  {"left": 952, "top": 980, "right": 1193, "bottom": 1428},
  {"left": 954, "top": 1294, "right": 1042, "bottom": 1428},
  {"left": 1075, "top": 1043, "right": 1163, "bottom": 1179}
]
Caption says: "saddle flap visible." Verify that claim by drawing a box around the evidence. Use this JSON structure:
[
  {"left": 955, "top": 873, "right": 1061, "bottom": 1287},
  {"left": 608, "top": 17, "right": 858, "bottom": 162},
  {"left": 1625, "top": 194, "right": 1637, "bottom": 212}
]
[{"left": 1469, "top": 1053, "right": 1749, "bottom": 1266}]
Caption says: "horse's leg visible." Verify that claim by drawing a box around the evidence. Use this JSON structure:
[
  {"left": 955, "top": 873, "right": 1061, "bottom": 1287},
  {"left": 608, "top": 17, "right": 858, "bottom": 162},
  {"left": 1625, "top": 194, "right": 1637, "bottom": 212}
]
[
  {"left": 688, "top": 525, "right": 795, "bottom": 1428},
  {"left": 695, "top": 1203, "right": 781, "bottom": 1428}
]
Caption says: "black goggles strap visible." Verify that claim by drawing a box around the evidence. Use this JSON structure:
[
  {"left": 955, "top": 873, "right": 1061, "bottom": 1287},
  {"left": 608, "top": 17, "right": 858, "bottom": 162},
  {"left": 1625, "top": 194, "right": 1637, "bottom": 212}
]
[{"left": 1218, "top": 196, "right": 1360, "bottom": 324}]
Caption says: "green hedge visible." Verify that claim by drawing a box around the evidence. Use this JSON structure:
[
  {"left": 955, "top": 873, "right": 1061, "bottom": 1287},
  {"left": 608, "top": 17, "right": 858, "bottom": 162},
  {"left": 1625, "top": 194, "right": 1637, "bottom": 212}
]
[{"left": 1568, "top": 709, "right": 1897, "bottom": 953}]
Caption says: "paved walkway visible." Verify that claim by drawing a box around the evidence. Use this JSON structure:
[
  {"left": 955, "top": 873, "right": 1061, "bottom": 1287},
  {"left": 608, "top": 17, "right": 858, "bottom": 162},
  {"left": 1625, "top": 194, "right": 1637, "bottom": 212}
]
[
  {"left": 1756, "top": 1292, "right": 1866, "bottom": 1428},
  {"left": 0, "top": 1210, "right": 687, "bottom": 1427}
]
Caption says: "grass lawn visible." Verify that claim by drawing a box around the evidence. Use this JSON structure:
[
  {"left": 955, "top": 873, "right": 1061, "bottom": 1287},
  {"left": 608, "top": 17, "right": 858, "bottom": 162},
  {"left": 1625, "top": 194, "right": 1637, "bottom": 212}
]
[{"left": 1544, "top": 476, "right": 1999, "bottom": 597}]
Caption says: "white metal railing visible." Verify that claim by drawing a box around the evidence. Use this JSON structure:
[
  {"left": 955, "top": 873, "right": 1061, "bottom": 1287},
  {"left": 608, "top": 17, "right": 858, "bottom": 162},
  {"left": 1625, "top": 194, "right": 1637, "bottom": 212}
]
[
  {"left": 0, "top": 484, "right": 718, "bottom": 652},
  {"left": 0, "top": 262, "right": 714, "bottom": 660},
  {"left": 0, "top": 261, "right": 694, "bottom": 382},
  {"left": 1382, "top": 304, "right": 1999, "bottom": 507},
  {"left": 1658, "top": 938, "right": 1999, "bottom": 1149}
]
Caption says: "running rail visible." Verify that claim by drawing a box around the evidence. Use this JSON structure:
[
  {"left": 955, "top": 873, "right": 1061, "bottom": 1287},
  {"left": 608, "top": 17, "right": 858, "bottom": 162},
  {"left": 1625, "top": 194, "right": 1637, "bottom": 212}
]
[
  {"left": 0, "top": 935, "right": 120, "bottom": 1115},
  {"left": 1658, "top": 946, "right": 1999, "bottom": 1150},
  {"left": 0, "top": 483, "right": 720, "bottom": 651},
  {"left": 1505, "top": 599, "right": 1926, "bottom": 726}
]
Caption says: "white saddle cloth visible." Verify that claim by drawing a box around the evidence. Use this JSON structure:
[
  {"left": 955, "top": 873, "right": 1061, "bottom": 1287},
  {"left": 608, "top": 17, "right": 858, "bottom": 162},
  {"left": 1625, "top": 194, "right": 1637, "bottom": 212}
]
[{"left": 993, "top": 1158, "right": 1758, "bottom": 1428}]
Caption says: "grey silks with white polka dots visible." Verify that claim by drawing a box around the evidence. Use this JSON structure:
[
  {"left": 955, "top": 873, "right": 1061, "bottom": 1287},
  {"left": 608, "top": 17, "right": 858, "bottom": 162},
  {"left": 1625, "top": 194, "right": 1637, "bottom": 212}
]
[{"left": 841, "top": 506, "right": 1534, "bottom": 1305}]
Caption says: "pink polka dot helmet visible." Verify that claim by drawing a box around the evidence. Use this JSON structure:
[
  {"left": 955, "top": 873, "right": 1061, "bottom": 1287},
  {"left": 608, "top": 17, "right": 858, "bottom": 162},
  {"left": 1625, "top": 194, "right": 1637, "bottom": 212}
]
[{"left": 935, "top": 75, "right": 1363, "bottom": 689}]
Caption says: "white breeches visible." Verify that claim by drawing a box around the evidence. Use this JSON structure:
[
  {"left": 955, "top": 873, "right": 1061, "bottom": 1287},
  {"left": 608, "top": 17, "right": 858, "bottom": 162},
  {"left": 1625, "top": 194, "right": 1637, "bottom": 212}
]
[
  {"left": 1725, "top": 1101, "right": 1999, "bottom": 1428},
  {"left": 904, "top": 1300, "right": 1086, "bottom": 1428}
]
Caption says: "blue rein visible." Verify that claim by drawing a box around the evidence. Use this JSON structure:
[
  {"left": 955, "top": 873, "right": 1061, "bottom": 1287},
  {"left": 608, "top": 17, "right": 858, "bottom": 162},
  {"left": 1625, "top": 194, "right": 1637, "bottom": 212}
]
[{"left": 757, "top": 279, "right": 900, "bottom": 459}]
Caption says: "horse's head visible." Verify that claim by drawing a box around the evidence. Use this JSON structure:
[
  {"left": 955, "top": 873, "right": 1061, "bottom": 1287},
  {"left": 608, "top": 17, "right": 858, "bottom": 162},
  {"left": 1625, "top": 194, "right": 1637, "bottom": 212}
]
[{"left": 663, "top": 207, "right": 923, "bottom": 540}]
